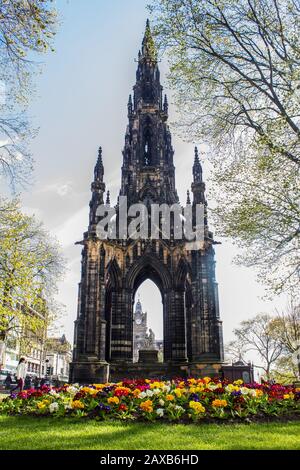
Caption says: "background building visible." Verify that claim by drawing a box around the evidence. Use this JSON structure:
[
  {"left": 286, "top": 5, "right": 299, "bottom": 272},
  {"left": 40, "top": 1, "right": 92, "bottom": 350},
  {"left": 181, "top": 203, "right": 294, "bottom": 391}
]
[
  {"left": 45, "top": 335, "right": 72, "bottom": 383},
  {"left": 1, "top": 304, "right": 47, "bottom": 377},
  {"left": 133, "top": 298, "right": 147, "bottom": 362},
  {"left": 0, "top": 303, "right": 71, "bottom": 383},
  {"left": 133, "top": 298, "right": 163, "bottom": 362}
]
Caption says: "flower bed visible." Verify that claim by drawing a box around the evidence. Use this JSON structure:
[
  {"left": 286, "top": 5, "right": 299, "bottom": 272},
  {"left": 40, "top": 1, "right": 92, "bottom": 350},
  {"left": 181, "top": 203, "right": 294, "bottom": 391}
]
[{"left": 1, "top": 378, "right": 299, "bottom": 422}]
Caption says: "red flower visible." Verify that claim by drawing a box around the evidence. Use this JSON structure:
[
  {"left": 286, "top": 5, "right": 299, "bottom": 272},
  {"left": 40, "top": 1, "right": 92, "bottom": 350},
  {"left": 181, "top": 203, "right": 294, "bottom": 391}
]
[
  {"left": 118, "top": 404, "right": 128, "bottom": 411},
  {"left": 31, "top": 390, "right": 43, "bottom": 398},
  {"left": 214, "top": 387, "right": 225, "bottom": 394},
  {"left": 234, "top": 396, "right": 245, "bottom": 404},
  {"left": 114, "top": 388, "right": 130, "bottom": 397}
]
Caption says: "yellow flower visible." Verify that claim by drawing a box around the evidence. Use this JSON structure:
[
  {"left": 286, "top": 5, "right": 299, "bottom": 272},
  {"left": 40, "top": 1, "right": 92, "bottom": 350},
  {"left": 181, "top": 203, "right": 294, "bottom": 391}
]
[
  {"left": 42, "top": 399, "right": 50, "bottom": 406},
  {"left": 93, "top": 384, "right": 105, "bottom": 390},
  {"left": 255, "top": 389, "right": 264, "bottom": 397},
  {"left": 233, "top": 379, "right": 243, "bottom": 386},
  {"left": 212, "top": 399, "right": 227, "bottom": 408},
  {"left": 150, "top": 381, "right": 163, "bottom": 389},
  {"left": 81, "top": 387, "right": 98, "bottom": 395},
  {"left": 295, "top": 388, "right": 300, "bottom": 393},
  {"left": 132, "top": 389, "right": 141, "bottom": 398},
  {"left": 203, "top": 377, "right": 211, "bottom": 384},
  {"left": 174, "top": 388, "right": 183, "bottom": 398},
  {"left": 140, "top": 400, "right": 153, "bottom": 413},
  {"left": 189, "top": 401, "right": 205, "bottom": 414},
  {"left": 37, "top": 402, "right": 46, "bottom": 410},
  {"left": 166, "top": 394, "right": 175, "bottom": 401},
  {"left": 71, "top": 400, "right": 85, "bottom": 409},
  {"left": 188, "top": 378, "right": 197, "bottom": 385},
  {"left": 226, "top": 384, "right": 239, "bottom": 392},
  {"left": 107, "top": 396, "right": 120, "bottom": 405},
  {"left": 283, "top": 393, "right": 294, "bottom": 400}
]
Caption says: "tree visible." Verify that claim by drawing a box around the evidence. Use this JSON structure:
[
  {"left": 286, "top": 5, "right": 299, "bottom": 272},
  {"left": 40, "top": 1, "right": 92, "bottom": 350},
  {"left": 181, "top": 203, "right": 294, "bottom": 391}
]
[
  {"left": 272, "top": 356, "right": 299, "bottom": 383},
  {"left": 233, "top": 313, "right": 283, "bottom": 378},
  {"left": 0, "top": 0, "right": 57, "bottom": 188},
  {"left": 0, "top": 198, "right": 65, "bottom": 348},
  {"left": 224, "top": 339, "right": 248, "bottom": 363},
  {"left": 45, "top": 335, "right": 71, "bottom": 355},
  {"left": 270, "top": 302, "right": 300, "bottom": 378},
  {"left": 150, "top": 0, "right": 300, "bottom": 295}
]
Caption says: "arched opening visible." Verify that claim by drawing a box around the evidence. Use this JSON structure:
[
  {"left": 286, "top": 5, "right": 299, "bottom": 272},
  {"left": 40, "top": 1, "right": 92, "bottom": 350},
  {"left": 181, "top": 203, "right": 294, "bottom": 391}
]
[
  {"left": 143, "top": 116, "right": 153, "bottom": 166},
  {"left": 133, "top": 279, "right": 163, "bottom": 363}
]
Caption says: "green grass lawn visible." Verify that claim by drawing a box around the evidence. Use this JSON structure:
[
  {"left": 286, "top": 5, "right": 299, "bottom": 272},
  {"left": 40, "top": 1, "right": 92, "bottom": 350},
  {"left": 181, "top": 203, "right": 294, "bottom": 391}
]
[{"left": 0, "top": 415, "right": 300, "bottom": 450}]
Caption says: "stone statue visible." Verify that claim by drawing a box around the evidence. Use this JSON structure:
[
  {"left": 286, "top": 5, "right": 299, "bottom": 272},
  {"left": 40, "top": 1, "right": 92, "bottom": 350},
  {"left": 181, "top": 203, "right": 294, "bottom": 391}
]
[{"left": 144, "top": 328, "right": 156, "bottom": 350}]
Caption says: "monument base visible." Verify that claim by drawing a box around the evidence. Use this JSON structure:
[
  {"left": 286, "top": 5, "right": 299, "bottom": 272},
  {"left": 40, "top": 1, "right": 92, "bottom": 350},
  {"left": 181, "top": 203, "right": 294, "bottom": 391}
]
[
  {"left": 138, "top": 349, "right": 159, "bottom": 364},
  {"left": 69, "top": 360, "right": 109, "bottom": 384}
]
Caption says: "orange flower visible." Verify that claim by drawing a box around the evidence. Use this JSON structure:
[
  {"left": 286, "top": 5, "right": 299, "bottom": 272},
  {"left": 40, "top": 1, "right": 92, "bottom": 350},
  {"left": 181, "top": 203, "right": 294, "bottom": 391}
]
[
  {"left": 140, "top": 400, "right": 153, "bottom": 413},
  {"left": 203, "top": 377, "right": 211, "bottom": 384},
  {"left": 166, "top": 394, "right": 175, "bottom": 401},
  {"left": 212, "top": 399, "right": 227, "bottom": 408},
  {"left": 71, "top": 400, "right": 85, "bottom": 409}
]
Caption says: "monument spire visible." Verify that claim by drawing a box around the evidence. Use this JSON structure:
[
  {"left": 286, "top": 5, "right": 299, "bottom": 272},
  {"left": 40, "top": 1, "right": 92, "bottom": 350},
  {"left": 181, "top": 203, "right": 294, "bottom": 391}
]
[
  {"left": 89, "top": 146, "right": 105, "bottom": 233},
  {"left": 141, "top": 19, "right": 157, "bottom": 62},
  {"left": 94, "top": 146, "right": 104, "bottom": 181},
  {"left": 193, "top": 146, "right": 202, "bottom": 183}
]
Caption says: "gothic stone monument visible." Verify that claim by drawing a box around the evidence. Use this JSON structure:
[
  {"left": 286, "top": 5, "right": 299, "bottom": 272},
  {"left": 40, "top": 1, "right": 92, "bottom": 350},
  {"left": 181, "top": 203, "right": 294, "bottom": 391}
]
[{"left": 70, "top": 21, "right": 224, "bottom": 383}]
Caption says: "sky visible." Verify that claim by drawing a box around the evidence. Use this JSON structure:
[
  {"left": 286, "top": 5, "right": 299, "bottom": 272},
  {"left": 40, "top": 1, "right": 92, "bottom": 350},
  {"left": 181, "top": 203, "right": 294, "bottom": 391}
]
[{"left": 2, "top": 0, "right": 287, "bottom": 370}]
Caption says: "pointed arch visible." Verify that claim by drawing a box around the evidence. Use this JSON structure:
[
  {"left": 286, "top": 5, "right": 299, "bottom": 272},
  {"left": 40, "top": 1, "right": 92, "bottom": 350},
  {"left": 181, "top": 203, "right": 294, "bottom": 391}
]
[
  {"left": 125, "top": 253, "right": 172, "bottom": 297},
  {"left": 175, "top": 257, "right": 192, "bottom": 288},
  {"left": 105, "top": 257, "right": 122, "bottom": 290}
]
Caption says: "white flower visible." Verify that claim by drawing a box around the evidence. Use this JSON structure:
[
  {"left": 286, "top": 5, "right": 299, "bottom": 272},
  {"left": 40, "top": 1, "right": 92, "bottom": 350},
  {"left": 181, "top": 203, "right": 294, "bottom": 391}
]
[
  {"left": 146, "top": 389, "right": 154, "bottom": 397},
  {"left": 159, "top": 399, "right": 165, "bottom": 406},
  {"left": 162, "top": 385, "right": 170, "bottom": 393},
  {"left": 174, "top": 405, "right": 184, "bottom": 411},
  {"left": 49, "top": 402, "right": 59, "bottom": 413},
  {"left": 156, "top": 408, "right": 164, "bottom": 417},
  {"left": 66, "top": 386, "right": 79, "bottom": 395},
  {"left": 49, "top": 390, "right": 60, "bottom": 398},
  {"left": 139, "top": 391, "right": 147, "bottom": 399},
  {"left": 64, "top": 402, "right": 73, "bottom": 410},
  {"left": 208, "top": 384, "right": 217, "bottom": 391},
  {"left": 153, "top": 388, "right": 161, "bottom": 395},
  {"left": 240, "top": 387, "right": 250, "bottom": 395},
  {"left": 249, "top": 389, "right": 256, "bottom": 397}
]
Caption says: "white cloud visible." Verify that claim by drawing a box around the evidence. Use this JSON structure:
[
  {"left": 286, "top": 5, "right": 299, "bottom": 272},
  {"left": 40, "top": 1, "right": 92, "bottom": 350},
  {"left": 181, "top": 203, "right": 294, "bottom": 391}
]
[
  {"left": 37, "top": 181, "right": 74, "bottom": 197},
  {"left": 53, "top": 205, "right": 87, "bottom": 248}
]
